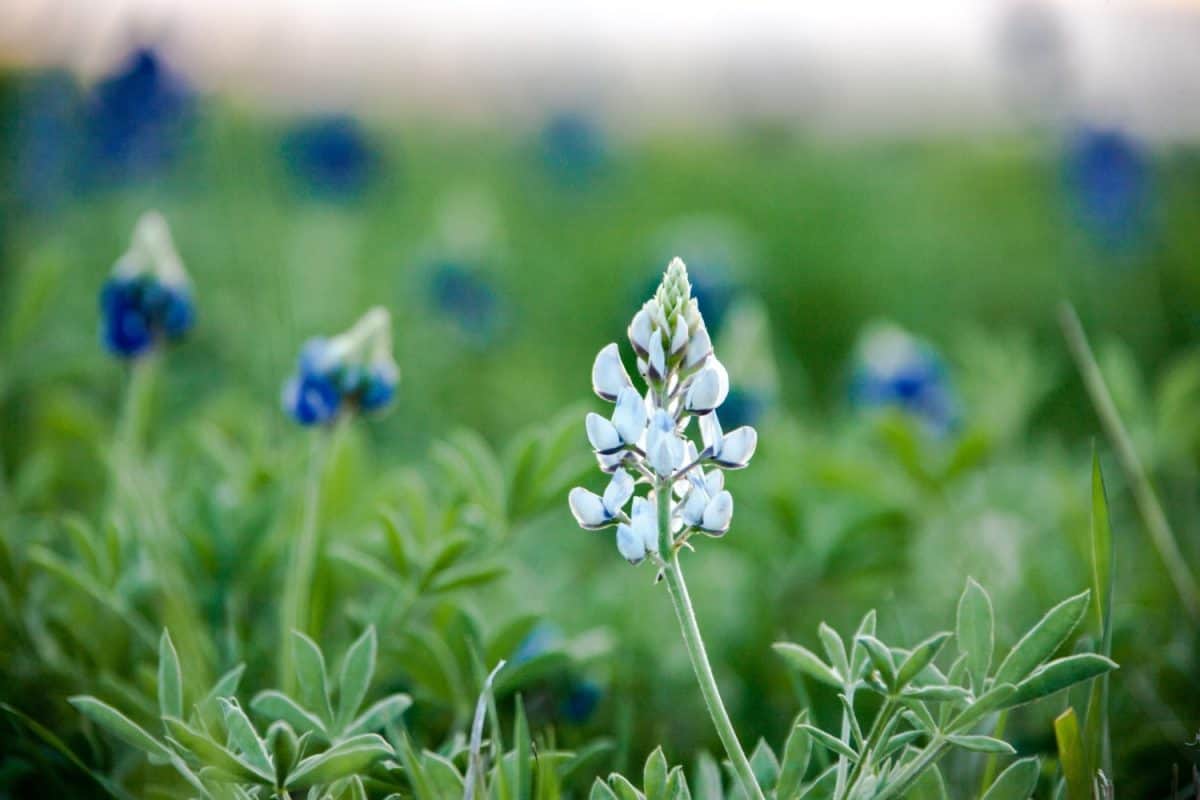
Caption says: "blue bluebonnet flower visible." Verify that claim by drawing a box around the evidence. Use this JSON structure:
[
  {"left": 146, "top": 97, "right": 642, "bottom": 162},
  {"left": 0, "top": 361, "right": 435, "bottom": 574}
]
[
  {"left": 85, "top": 47, "right": 194, "bottom": 182},
  {"left": 561, "top": 679, "right": 602, "bottom": 723},
  {"left": 568, "top": 259, "right": 757, "bottom": 565},
  {"left": 539, "top": 111, "right": 607, "bottom": 187},
  {"left": 428, "top": 260, "right": 503, "bottom": 343},
  {"left": 849, "top": 322, "right": 957, "bottom": 433},
  {"left": 281, "top": 115, "right": 377, "bottom": 201},
  {"left": 282, "top": 307, "right": 399, "bottom": 426},
  {"left": 100, "top": 212, "right": 194, "bottom": 358},
  {"left": 1063, "top": 126, "right": 1152, "bottom": 253}
]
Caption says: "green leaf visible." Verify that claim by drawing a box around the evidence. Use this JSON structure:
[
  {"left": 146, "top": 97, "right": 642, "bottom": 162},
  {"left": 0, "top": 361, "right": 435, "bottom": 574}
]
[
  {"left": 163, "top": 716, "right": 271, "bottom": 783},
  {"left": 956, "top": 578, "right": 994, "bottom": 694},
  {"left": 344, "top": 693, "right": 412, "bottom": 738},
  {"left": 511, "top": 695, "right": 532, "bottom": 800},
  {"left": 818, "top": 623, "right": 850, "bottom": 681},
  {"left": 897, "top": 632, "right": 952, "bottom": 689},
  {"left": 69, "top": 696, "right": 169, "bottom": 759},
  {"left": 219, "top": 699, "right": 273, "bottom": 778},
  {"left": 591, "top": 779, "right": 620, "bottom": 800},
  {"left": 946, "top": 735, "right": 1016, "bottom": 755},
  {"left": 428, "top": 561, "right": 508, "bottom": 594},
  {"left": 158, "top": 630, "right": 183, "bottom": 720},
  {"left": 880, "top": 729, "right": 924, "bottom": 760},
  {"left": 251, "top": 690, "right": 328, "bottom": 738},
  {"left": 981, "top": 757, "right": 1040, "bottom": 800},
  {"left": 1085, "top": 451, "right": 1114, "bottom": 777},
  {"left": 644, "top": 747, "right": 669, "bottom": 800},
  {"left": 608, "top": 772, "right": 645, "bottom": 800},
  {"left": 292, "top": 631, "right": 334, "bottom": 723},
  {"left": 665, "top": 766, "right": 691, "bottom": 800},
  {"left": 901, "top": 685, "right": 972, "bottom": 703},
  {"left": 772, "top": 643, "right": 841, "bottom": 688},
  {"left": 1006, "top": 654, "right": 1117, "bottom": 707},
  {"left": 1054, "top": 708, "right": 1089, "bottom": 800},
  {"left": 337, "top": 626, "right": 377, "bottom": 731},
  {"left": 691, "top": 752, "right": 722, "bottom": 800},
  {"left": 196, "top": 663, "right": 246, "bottom": 734},
  {"left": 748, "top": 739, "right": 779, "bottom": 790},
  {"left": 796, "top": 724, "right": 857, "bottom": 762},
  {"left": 947, "top": 684, "right": 1016, "bottom": 732},
  {"left": 2, "top": 703, "right": 137, "bottom": 800},
  {"left": 993, "top": 591, "right": 1090, "bottom": 686},
  {"left": 267, "top": 721, "right": 300, "bottom": 787},
  {"left": 854, "top": 635, "right": 896, "bottom": 689},
  {"left": 775, "top": 712, "right": 811, "bottom": 799},
  {"left": 286, "top": 733, "right": 393, "bottom": 790},
  {"left": 422, "top": 751, "right": 466, "bottom": 796},
  {"left": 850, "top": 610, "right": 878, "bottom": 679}
]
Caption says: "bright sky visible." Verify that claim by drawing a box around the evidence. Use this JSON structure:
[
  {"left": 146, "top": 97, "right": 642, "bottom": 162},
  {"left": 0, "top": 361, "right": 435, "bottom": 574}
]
[{"left": 3, "top": 0, "right": 1199, "bottom": 136}]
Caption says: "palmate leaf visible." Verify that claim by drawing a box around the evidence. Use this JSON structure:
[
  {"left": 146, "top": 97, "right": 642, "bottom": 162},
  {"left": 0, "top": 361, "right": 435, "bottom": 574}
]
[
  {"left": 796, "top": 724, "right": 857, "bottom": 762},
  {"left": 164, "top": 716, "right": 272, "bottom": 784},
  {"left": 775, "top": 711, "right": 812, "bottom": 800},
  {"left": 336, "top": 626, "right": 378, "bottom": 731},
  {"left": 219, "top": 699, "right": 273, "bottom": 778},
  {"left": 946, "top": 735, "right": 1015, "bottom": 755},
  {"left": 772, "top": 642, "right": 841, "bottom": 688},
  {"left": 980, "top": 756, "right": 1039, "bottom": 800},
  {"left": 285, "top": 733, "right": 393, "bottom": 790},
  {"left": 292, "top": 631, "right": 335, "bottom": 724},
  {"left": 956, "top": 578, "right": 994, "bottom": 694},
  {"left": 344, "top": 693, "right": 412, "bottom": 738},
  {"left": 1005, "top": 654, "right": 1117, "bottom": 707},
  {"left": 896, "top": 632, "right": 952, "bottom": 689},
  {"left": 250, "top": 690, "right": 328, "bottom": 739}
]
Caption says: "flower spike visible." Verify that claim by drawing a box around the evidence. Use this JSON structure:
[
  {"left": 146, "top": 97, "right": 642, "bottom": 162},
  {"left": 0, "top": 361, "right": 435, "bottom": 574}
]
[{"left": 567, "top": 257, "right": 758, "bottom": 565}]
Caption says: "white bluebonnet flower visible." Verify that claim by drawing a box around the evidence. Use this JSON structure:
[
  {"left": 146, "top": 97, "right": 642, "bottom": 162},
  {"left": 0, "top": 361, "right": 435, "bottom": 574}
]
[
  {"left": 568, "top": 258, "right": 759, "bottom": 565},
  {"left": 849, "top": 322, "right": 957, "bottom": 434},
  {"left": 282, "top": 307, "right": 399, "bottom": 426},
  {"left": 100, "top": 211, "right": 195, "bottom": 358}
]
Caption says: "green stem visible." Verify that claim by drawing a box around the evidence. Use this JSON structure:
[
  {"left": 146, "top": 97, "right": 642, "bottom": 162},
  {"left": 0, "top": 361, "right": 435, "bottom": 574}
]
[
  {"left": 658, "top": 489, "right": 765, "bottom": 800},
  {"left": 1059, "top": 304, "right": 1200, "bottom": 622},
  {"left": 842, "top": 699, "right": 898, "bottom": 798},
  {"left": 116, "top": 354, "right": 160, "bottom": 465},
  {"left": 278, "top": 423, "right": 337, "bottom": 691}
]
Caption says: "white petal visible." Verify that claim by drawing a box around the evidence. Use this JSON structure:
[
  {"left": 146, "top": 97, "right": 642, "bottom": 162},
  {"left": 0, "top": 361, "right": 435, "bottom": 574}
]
[
  {"left": 586, "top": 413, "right": 622, "bottom": 454},
  {"left": 684, "top": 325, "right": 712, "bottom": 370},
  {"left": 713, "top": 426, "right": 758, "bottom": 468},
  {"left": 648, "top": 330, "right": 666, "bottom": 381},
  {"left": 616, "top": 524, "right": 646, "bottom": 564},
  {"left": 592, "top": 343, "right": 632, "bottom": 402},
  {"left": 701, "top": 491, "right": 733, "bottom": 534},
  {"left": 596, "top": 451, "right": 625, "bottom": 473},
  {"left": 628, "top": 308, "right": 653, "bottom": 356},
  {"left": 670, "top": 318, "right": 689, "bottom": 356},
  {"left": 709, "top": 358, "right": 730, "bottom": 408},
  {"left": 612, "top": 387, "right": 647, "bottom": 445},
  {"left": 649, "top": 438, "right": 676, "bottom": 477},
  {"left": 684, "top": 367, "right": 723, "bottom": 414},
  {"left": 705, "top": 469, "right": 725, "bottom": 495},
  {"left": 602, "top": 469, "right": 635, "bottom": 514},
  {"left": 632, "top": 500, "right": 660, "bottom": 553},
  {"left": 568, "top": 487, "right": 611, "bottom": 529},
  {"left": 681, "top": 487, "right": 708, "bottom": 527},
  {"left": 699, "top": 412, "right": 724, "bottom": 454}
]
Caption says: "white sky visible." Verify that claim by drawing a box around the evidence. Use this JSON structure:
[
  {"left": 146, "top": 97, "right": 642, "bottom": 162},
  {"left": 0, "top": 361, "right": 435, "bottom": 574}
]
[{"left": 3, "top": 0, "right": 1199, "bottom": 136}]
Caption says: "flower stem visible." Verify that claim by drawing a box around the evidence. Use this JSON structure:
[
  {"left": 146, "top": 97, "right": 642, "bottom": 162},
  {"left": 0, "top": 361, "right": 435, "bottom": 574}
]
[
  {"left": 658, "top": 489, "right": 765, "bottom": 800},
  {"left": 278, "top": 421, "right": 339, "bottom": 691},
  {"left": 1059, "top": 303, "right": 1200, "bottom": 622}
]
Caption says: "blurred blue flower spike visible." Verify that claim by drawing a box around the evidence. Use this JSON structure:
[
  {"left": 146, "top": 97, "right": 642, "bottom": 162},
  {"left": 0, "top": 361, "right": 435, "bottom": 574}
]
[
  {"left": 1064, "top": 126, "right": 1153, "bottom": 254},
  {"left": 561, "top": 679, "right": 602, "bottom": 723},
  {"left": 849, "top": 322, "right": 957, "bottom": 434},
  {"left": 539, "top": 111, "right": 607, "bottom": 188},
  {"left": 100, "top": 211, "right": 194, "bottom": 359},
  {"left": 511, "top": 622, "right": 564, "bottom": 665},
  {"left": 282, "top": 307, "right": 399, "bottom": 426},
  {"left": 282, "top": 115, "right": 378, "bottom": 201},
  {"left": 429, "top": 260, "right": 503, "bottom": 343},
  {"left": 86, "top": 47, "right": 195, "bottom": 182}
]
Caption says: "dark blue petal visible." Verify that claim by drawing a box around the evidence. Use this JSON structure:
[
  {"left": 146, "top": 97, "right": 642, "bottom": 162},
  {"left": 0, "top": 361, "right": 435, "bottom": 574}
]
[
  {"left": 101, "top": 304, "right": 155, "bottom": 358},
  {"left": 359, "top": 368, "right": 397, "bottom": 412},
  {"left": 561, "top": 680, "right": 602, "bottom": 724},
  {"left": 282, "top": 372, "right": 342, "bottom": 426},
  {"left": 281, "top": 115, "right": 377, "bottom": 201},
  {"left": 160, "top": 287, "right": 195, "bottom": 338}
]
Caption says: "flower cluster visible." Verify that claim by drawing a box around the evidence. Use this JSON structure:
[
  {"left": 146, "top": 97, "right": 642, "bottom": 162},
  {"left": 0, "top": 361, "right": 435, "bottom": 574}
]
[
  {"left": 849, "top": 322, "right": 956, "bottom": 433},
  {"left": 568, "top": 258, "right": 758, "bottom": 565},
  {"left": 282, "top": 307, "right": 399, "bottom": 426},
  {"left": 100, "top": 211, "right": 195, "bottom": 358}
]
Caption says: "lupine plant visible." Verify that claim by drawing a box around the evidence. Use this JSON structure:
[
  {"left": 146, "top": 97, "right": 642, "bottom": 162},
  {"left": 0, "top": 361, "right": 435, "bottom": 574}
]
[{"left": 569, "top": 258, "right": 763, "bottom": 798}]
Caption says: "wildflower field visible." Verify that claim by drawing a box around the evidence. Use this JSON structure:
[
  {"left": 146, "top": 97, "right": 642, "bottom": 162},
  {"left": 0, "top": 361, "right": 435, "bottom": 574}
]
[{"left": 2, "top": 56, "right": 1200, "bottom": 800}]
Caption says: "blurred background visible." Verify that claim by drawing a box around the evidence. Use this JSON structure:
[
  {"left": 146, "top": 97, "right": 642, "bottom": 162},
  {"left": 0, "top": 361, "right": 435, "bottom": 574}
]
[{"left": 2, "top": 0, "right": 1200, "bottom": 796}]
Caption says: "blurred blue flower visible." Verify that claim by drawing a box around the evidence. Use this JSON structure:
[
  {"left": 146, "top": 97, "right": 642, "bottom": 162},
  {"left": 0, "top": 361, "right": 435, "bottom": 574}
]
[
  {"left": 428, "top": 259, "right": 504, "bottom": 344},
  {"left": 282, "top": 308, "right": 399, "bottom": 426},
  {"left": 100, "top": 212, "right": 195, "bottom": 359},
  {"left": 719, "top": 387, "right": 767, "bottom": 430},
  {"left": 12, "top": 71, "right": 85, "bottom": 213},
  {"left": 1063, "top": 126, "right": 1152, "bottom": 253},
  {"left": 539, "top": 112, "right": 607, "bottom": 188},
  {"left": 85, "top": 47, "right": 195, "bottom": 182},
  {"left": 281, "top": 115, "right": 377, "bottom": 200},
  {"left": 511, "top": 623, "right": 563, "bottom": 665},
  {"left": 561, "top": 679, "right": 602, "bottom": 723},
  {"left": 849, "top": 323, "right": 957, "bottom": 434}
]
